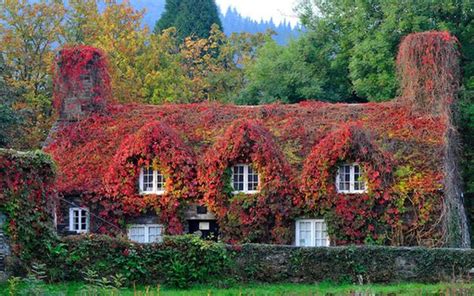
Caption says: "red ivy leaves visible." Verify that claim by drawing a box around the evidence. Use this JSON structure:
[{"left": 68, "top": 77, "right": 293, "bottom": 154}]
[
  {"left": 397, "top": 31, "right": 460, "bottom": 115},
  {"left": 52, "top": 45, "right": 111, "bottom": 113},
  {"left": 200, "top": 120, "right": 295, "bottom": 243},
  {"left": 105, "top": 121, "right": 198, "bottom": 234},
  {"left": 45, "top": 40, "right": 454, "bottom": 245},
  {"left": 301, "top": 123, "right": 398, "bottom": 244}
]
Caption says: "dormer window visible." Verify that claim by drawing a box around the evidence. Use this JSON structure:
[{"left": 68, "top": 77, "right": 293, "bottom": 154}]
[
  {"left": 231, "top": 164, "right": 259, "bottom": 194},
  {"left": 336, "top": 163, "right": 367, "bottom": 193},
  {"left": 139, "top": 167, "right": 166, "bottom": 195}
]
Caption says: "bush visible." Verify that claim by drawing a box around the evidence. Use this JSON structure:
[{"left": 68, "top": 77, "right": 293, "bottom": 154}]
[{"left": 48, "top": 235, "right": 231, "bottom": 288}]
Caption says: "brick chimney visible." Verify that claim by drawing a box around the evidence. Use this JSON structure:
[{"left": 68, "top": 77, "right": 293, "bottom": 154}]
[{"left": 53, "top": 46, "right": 110, "bottom": 121}]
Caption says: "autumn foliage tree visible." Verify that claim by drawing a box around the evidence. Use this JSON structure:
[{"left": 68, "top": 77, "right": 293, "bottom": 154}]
[
  {"left": 0, "top": 0, "right": 269, "bottom": 149},
  {"left": 0, "top": 0, "right": 65, "bottom": 149}
]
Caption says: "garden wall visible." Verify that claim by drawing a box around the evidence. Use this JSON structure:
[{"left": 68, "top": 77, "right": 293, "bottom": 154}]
[
  {"left": 232, "top": 244, "right": 474, "bottom": 284},
  {"left": 40, "top": 235, "right": 474, "bottom": 288}
]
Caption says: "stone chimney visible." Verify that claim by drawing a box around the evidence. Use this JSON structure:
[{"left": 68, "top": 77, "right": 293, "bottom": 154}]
[
  {"left": 53, "top": 46, "right": 110, "bottom": 121},
  {"left": 396, "top": 31, "right": 460, "bottom": 115}
]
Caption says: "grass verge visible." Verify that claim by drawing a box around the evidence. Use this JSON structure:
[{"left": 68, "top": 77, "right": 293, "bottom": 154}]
[{"left": 0, "top": 281, "right": 473, "bottom": 295}]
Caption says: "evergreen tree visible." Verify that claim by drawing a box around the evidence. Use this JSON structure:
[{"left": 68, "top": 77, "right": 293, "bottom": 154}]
[{"left": 154, "top": 0, "right": 222, "bottom": 41}]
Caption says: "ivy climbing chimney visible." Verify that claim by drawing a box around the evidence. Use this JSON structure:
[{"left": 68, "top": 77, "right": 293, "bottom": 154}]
[
  {"left": 398, "top": 31, "right": 470, "bottom": 248},
  {"left": 53, "top": 46, "right": 111, "bottom": 121},
  {"left": 396, "top": 31, "right": 460, "bottom": 115}
]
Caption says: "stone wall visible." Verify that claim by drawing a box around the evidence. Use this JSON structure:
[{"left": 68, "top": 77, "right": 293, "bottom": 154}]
[
  {"left": 230, "top": 244, "right": 474, "bottom": 283},
  {"left": 0, "top": 213, "right": 11, "bottom": 281}
]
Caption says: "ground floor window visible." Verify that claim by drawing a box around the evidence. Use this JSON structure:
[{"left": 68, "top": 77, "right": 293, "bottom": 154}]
[
  {"left": 295, "top": 219, "right": 329, "bottom": 247},
  {"left": 69, "top": 207, "right": 89, "bottom": 233},
  {"left": 128, "top": 224, "right": 164, "bottom": 243}
]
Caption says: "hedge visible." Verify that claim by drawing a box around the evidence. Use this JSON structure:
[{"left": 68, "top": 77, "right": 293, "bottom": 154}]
[{"left": 28, "top": 235, "right": 474, "bottom": 288}]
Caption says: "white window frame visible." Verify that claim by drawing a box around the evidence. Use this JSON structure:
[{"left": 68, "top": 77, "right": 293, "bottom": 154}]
[
  {"left": 69, "top": 207, "right": 89, "bottom": 233},
  {"left": 335, "top": 163, "right": 367, "bottom": 194},
  {"left": 139, "top": 167, "right": 166, "bottom": 195},
  {"left": 295, "top": 219, "right": 330, "bottom": 247},
  {"left": 127, "top": 224, "right": 164, "bottom": 243},
  {"left": 231, "top": 164, "right": 260, "bottom": 194}
]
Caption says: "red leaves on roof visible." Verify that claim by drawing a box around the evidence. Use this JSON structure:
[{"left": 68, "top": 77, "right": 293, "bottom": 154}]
[{"left": 45, "top": 100, "right": 448, "bottom": 245}]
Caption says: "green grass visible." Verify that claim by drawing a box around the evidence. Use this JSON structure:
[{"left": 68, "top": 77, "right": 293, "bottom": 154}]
[{"left": 1, "top": 282, "right": 473, "bottom": 296}]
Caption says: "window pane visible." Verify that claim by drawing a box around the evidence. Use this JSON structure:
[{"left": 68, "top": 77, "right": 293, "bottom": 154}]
[
  {"left": 354, "top": 181, "right": 360, "bottom": 191},
  {"left": 148, "top": 226, "right": 163, "bottom": 243},
  {"left": 71, "top": 208, "right": 88, "bottom": 231},
  {"left": 129, "top": 226, "right": 146, "bottom": 243},
  {"left": 353, "top": 164, "right": 365, "bottom": 192},
  {"left": 232, "top": 165, "right": 245, "bottom": 191},
  {"left": 338, "top": 164, "right": 366, "bottom": 193},
  {"left": 156, "top": 171, "right": 166, "bottom": 191},
  {"left": 143, "top": 167, "right": 154, "bottom": 191},
  {"left": 247, "top": 165, "right": 259, "bottom": 191},
  {"left": 299, "top": 222, "right": 312, "bottom": 246},
  {"left": 338, "top": 165, "right": 351, "bottom": 191},
  {"left": 315, "top": 221, "right": 329, "bottom": 247}
]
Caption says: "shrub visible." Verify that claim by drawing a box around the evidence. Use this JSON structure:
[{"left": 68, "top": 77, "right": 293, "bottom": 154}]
[{"left": 49, "top": 234, "right": 231, "bottom": 288}]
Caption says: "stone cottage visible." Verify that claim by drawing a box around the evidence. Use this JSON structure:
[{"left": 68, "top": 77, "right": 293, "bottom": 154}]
[{"left": 44, "top": 31, "right": 470, "bottom": 248}]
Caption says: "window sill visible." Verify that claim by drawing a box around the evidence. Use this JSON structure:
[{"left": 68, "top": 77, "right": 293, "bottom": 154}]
[
  {"left": 232, "top": 190, "right": 259, "bottom": 195},
  {"left": 139, "top": 191, "right": 165, "bottom": 195},
  {"left": 337, "top": 190, "right": 367, "bottom": 194},
  {"left": 70, "top": 229, "right": 89, "bottom": 234}
]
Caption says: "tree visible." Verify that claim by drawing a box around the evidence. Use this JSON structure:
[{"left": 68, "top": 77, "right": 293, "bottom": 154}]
[
  {"left": 154, "top": 0, "right": 222, "bottom": 41},
  {"left": 0, "top": 0, "right": 65, "bottom": 149},
  {"left": 296, "top": 0, "right": 473, "bottom": 102},
  {"left": 237, "top": 33, "right": 355, "bottom": 105},
  {"left": 63, "top": 0, "right": 150, "bottom": 103},
  {"left": 141, "top": 28, "right": 193, "bottom": 104},
  {"left": 178, "top": 25, "right": 270, "bottom": 102},
  {"left": 0, "top": 55, "right": 20, "bottom": 148}
]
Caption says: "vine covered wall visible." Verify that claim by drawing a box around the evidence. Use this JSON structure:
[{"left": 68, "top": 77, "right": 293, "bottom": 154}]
[
  {"left": 105, "top": 121, "right": 198, "bottom": 234},
  {"left": 45, "top": 31, "right": 468, "bottom": 247},
  {"left": 0, "top": 149, "right": 57, "bottom": 262},
  {"left": 200, "top": 120, "right": 294, "bottom": 243}
]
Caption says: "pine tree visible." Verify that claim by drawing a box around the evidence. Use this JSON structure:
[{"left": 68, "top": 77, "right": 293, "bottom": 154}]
[{"left": 154, "top": 0, "right": 222, "bottom": 41}]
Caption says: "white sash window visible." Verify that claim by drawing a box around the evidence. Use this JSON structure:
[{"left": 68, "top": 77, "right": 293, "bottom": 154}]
[
  {"left": 295, "top": 219, "right": 330, "bottom": 247},
  {"left": 69, "top": 207, "right": 89, "bottom": 233},
  {"left": 231, "top": 164, "right": 259, "bottom": 194},
  {"left": 336, "top": 163, "right": 367, "bottom": 193},
  {"left": 139, "top": 167, "right": 166, "bottom": 195},
  {"left": 128, "top": 224, "right": 164, "bottom": 243}
]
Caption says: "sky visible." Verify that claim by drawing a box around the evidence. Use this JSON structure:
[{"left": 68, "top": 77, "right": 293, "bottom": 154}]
[{"left": 216, "top": 0, "right": 301, "bottom": 26}]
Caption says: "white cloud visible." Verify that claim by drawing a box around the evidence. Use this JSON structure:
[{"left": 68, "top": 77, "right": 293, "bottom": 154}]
[{"left": 216, "top": 0, "right": 300, "bottom": 26}]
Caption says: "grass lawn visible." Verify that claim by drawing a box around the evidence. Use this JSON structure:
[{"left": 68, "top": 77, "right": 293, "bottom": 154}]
[{"left": 0, "top": 282, "right": 473, "bottom": 295}]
